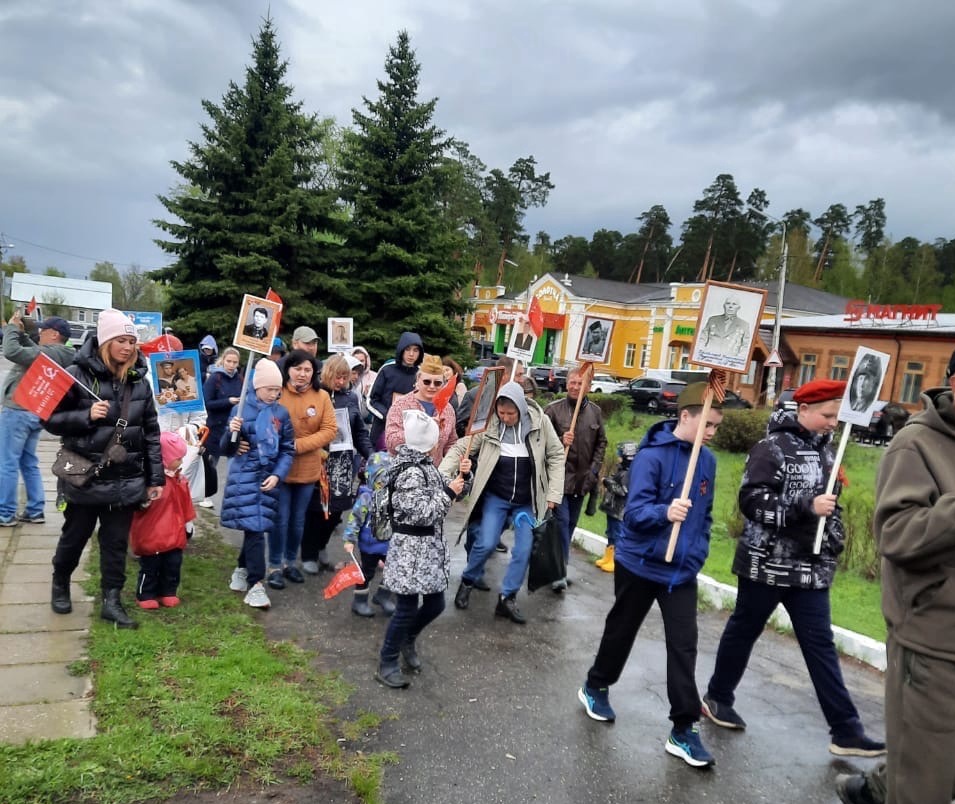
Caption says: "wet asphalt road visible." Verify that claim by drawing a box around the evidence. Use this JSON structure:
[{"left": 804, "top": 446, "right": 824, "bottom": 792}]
[{"left": 250, "top": 501, "right": 885, "bottom": 804}]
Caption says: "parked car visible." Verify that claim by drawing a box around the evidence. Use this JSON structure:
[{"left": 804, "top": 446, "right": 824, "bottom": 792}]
[
  {"left": 530, "top": 364, "right": 568, "bottom": 393},
  {"left": 852, "top": 401, "right": 910, "bottom": 445},
  {"left": 720, "top": 389, "right": 753, "bottom": 409},
  {"left": 68, "top": 324, "right": 95, "bottom": 350},
  {"left": 589, "top": 373, "right": 628, "bottom": 394},
  {"left": 775, "top": 388, "right": 797, "bottom": 412},
  {"left": 625, "top": 377, "right": 686, "bottom": 415}
]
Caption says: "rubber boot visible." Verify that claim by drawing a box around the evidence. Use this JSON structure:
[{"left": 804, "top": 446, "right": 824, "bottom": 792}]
[
  {"left": 101, "top": 588, "right": 138, "bottom": 629},
  {"left": 51, "top": 574, "right": 72, "bottom": 614},
  {"left": 375, "top": 662, "right": 410, "bottom": 689},
  {"left": 594, "top": 546, "right": 612, "bottom": 569},
  {"left": 400, "top": 639, "right": 422, "bottom": 672},
  {"left": 351, "top": 590, "right": 374, "bottom": 618},
  {"left": 372, "top": 587, "right": 396, "bottom": 616},
  {"left": 596, "top": 546, "right": 615, "bottom": 573}
]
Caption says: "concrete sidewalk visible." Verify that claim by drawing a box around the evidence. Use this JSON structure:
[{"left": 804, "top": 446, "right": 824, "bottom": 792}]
[{"left": 0, "top": 435, "right": 97, "bottom": 745}]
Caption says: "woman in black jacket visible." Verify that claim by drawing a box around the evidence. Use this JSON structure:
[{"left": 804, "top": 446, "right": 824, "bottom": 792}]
[{"left": 45, "top": 310, "right": 165, "bottom": 628}]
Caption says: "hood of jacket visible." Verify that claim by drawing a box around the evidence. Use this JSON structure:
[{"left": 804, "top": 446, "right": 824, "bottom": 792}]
[
  {"left": 352, "top": 345, "right": 372, "bottom": 374},
  {"left": 496, "top": 380, "right": 531, "bottom": 439},
  {"left": 199, "top": 334, "right": 218, "bottom": 354},
  {"left": 906, "top": 386, "right": 955, "bottom": 437},
  {"left": 639, "top": 418, "right": 684, "bottom": 450},
  {"left": 394, "top": 332, "right": 424, "bottom": 366}
]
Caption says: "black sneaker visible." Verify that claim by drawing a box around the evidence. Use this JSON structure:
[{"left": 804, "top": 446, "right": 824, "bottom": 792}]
[
  {"left": 701, "top": 694, "right": 746, "bottom": 730},
  {"left": 836, "top": 773, "right": 877, "bottom": 804},
  {"left": 829, "top": 733, "right": 886, "bottom": 758},
  {"left": 17, "top": 513, "right": 45, "bottom": 524},
  {"left": 494, "top": 594, "right": 526, "bottom": 624},
  {"left": 267, "top": 569, "right": 286, "bottom": 590}
]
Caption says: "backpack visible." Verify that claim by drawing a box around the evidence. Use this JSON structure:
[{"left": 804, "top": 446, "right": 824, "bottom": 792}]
[{"left": 369, "top": 462, "right": 407, "bottom": 541}]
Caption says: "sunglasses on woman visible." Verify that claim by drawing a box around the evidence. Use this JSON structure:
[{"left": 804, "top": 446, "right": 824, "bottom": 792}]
[{"left": 420, "top": 378, "right": 444, "bottom": 387}]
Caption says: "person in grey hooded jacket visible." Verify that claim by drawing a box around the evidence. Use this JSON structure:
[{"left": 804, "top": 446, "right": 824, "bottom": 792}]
[{"left": 440, "top": 381, "right": 564, "bottom": 624}]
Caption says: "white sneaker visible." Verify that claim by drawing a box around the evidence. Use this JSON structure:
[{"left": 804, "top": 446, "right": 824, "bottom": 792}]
[
  {"left": 198, "top": 498, "right": 215, "bottom": 509},
  {"left": 243, "top": 582, "right": 271, "bottom": 609},
  {"left": 229, "top": 567, "right": 248, "bottom": 592},
  {"left": 302, "top": 561, "right": 320, "bottom": 575}
]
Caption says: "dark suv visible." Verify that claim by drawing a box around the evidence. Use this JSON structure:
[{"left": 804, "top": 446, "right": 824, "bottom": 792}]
[
  {"left": 530, "top": 365, "right": 568, "bottom": 393},
  {"left": 626, "top": 377, "right": 686, "bottom": 415}
]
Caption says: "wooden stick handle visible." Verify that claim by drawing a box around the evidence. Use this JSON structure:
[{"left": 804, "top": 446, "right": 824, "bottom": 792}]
[
  {"left": 664, "top": 387, "right": 714, "bottom": 563},
  {"left": 564, "top": 363, "right": 594, "bottom": 458}
]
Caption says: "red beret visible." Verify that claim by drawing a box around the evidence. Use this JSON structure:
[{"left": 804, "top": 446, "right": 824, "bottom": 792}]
[{"left": 793, "top": 379, "right": 846, "bottom": 405}]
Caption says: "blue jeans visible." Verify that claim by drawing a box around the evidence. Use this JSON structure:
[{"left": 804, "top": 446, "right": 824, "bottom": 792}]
[
  {"left": 706, "top": 576, "right": 863, "bottom": 739},
  {"left": 0, "top": 406, "right": 45, "bottom": 520},
  {"left": 554, "top": 493, "right": 585, "bottom": 561},
  {"left": 270, "top": 482, "right": 315, "bottom": 568},
  {"left": 605, "top": 517, "right": 623, "bottom": 547},
  {"left": 462, "top": 493, "right": 534, "bottom": 597},
  {"left": 380, "top": 591, "right": 445, "bottom": 665}
]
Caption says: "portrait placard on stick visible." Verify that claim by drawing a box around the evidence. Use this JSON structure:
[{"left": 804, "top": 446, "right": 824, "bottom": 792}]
[
  {"left": 328, "top": 318, "right": 354, "bottom": 353},
  {"left": 233, "top": 294, "right": 282, "bottom": 355},
  {"left": 577, "top": 316, "right": 614, "bottom": 364},
  {"left": 149, "top": 350, "right": 205, "bottom": 414},
  {"left": 838, "top": 347, "right": 890, "bottom": 427},
  {"left": 465, "top": 367, "right": 505, "bottom": 437},
  {"left": 689, "top": 281, "right": 767, "bottom": 373},
  {"left": 506, "top": 313, "right": 538, "bottom": 364}
]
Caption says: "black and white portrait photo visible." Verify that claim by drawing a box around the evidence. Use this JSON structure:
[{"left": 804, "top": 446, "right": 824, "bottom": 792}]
[
  {"left": 838, "top": 347, "right": 890, "bottom": 426},
  {"left": 232, "top": 293, "right": 282, "bottom": 355},
  {"left": 577, "top": 316, "right": 614, "bottom": 363},
  {"left": 690, "top": 281, "right": 767, "bottom": 373}
]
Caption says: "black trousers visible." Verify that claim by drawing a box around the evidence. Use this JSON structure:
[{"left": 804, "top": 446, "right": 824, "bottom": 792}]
[
  {"left": 136, "top": 549, "right": 184, "bottom": 600},
  {"left": 586, "top": 562, "right": 701, "bottom": 730},
  {"left": 301, "top": 509, "right": 342, "bottom": 563},
  {"left": 52, "top": 502, "right": 135, "bottom": 591}
]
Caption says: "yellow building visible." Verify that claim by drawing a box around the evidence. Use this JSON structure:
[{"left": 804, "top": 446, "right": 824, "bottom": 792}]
[{"left": 466, "top": 272, "right": 847, "bottom": 404}]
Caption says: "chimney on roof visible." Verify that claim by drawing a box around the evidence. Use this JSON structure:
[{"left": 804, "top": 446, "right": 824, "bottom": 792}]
[{"left": 561, "top": 273, "right": 572, "bottom": 287}]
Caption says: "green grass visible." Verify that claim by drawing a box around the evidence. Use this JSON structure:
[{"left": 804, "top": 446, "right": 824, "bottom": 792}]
[
  {"left": 580, "top": 413, "right": 887, "bottom": 642},
  {"left": 0, "top": 528, "right": 387, "bottom": 804}
]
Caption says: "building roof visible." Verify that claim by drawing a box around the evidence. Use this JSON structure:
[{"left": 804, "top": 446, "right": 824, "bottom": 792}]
[{"left": 10, "top": 273, "right": 113, "bottom": 310}]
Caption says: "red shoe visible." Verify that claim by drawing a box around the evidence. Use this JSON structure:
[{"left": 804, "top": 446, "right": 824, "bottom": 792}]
[
  {"left": 158, "top": 596, "right": 180, "bottom": 608},
  {"left": 138, "top": 599, "right": 160, "bottom": 610}
]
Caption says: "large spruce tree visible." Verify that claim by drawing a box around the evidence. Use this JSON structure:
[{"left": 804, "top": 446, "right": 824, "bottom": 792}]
[
  {"left": 153, "top": 18, "right": 341, "bottom": 344},
  {"left": 337, "top": 31, "right": 471, "bottom": 360}
]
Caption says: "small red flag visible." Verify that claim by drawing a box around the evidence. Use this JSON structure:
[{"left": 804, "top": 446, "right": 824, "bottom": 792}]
[
  {"left": 140, "top": 333, "right": 183, "bottom": 356},
  {"left": 25, "top": 296, "right": 37, "bottom": 315},
  {"left": 432, "top": 373, "right": 457, "bottom": 416},
  {"left": 13, "top": 353, "right": 75, "bottom": 420},
  {"left": 266, "top": 288, "right": 283, "bottom": 334},
  {"left": 322, "top": 562, "right": 365, "bottom": 600},
  {"left": 527, "top": 296, "right": 544, "bottom": 338}
]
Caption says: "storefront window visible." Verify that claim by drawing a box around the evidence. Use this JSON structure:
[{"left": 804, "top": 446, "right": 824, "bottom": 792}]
[
  {"left": 639, "top": 344, "right": 649, "bottom": 369},
  {"left": 668, "top": 345, "right": 689, "bottom": 370},
  {"left": 901, "top": 362, "right": 924, "bottom": 403},
  {"left": 798, "top": 354, "right": 817, "bottom": 385},
  {"left": 830, "top": 355, "right": 850, "bottom": 380},
  {"left": 624, "top": 343, "right": 636, "bottom": 368}
]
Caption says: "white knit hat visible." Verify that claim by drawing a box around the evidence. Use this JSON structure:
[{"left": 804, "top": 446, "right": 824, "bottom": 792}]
[
  {"left": 252, "top": 358, "right": 283, "bottom": 389},
  {"left": 402, "top": 409, "right": 439, "bottom": 453},
  {"left": 97, "top": 309, "right": 138, "bottom": 344}
]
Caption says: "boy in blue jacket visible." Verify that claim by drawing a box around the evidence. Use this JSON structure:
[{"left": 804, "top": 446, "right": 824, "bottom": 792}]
[{"left": 577, "top": 383, "right": 723, "bottom": 769}]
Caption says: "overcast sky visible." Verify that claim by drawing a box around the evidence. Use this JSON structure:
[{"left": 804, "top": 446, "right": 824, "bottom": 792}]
[{"left": 2, "top": 0, "right": 953, "bottom": 280}]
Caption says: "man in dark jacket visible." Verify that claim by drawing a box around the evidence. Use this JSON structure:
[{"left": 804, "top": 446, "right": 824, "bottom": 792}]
[
  {"left": 1, "top": 313, "right": 76, "bottom": 526},
  {"left": 544, "top": 365, "right": 607, "bottom": 590},
  {"left": 577, "top": 383, "right": 721, "bottom": 768},
  {"left": 368, "top": 332, "right": 423, "bottom": 450},
  {"left": 703, "top": 378, "right": 885, "bottom": 758},
  {"left": 866, "top": 355, "right": 955, "bottom": 804}
]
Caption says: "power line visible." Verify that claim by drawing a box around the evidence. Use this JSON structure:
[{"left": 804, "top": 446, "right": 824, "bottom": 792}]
[{"left": 2, "top": 231, "right": 167, "bottom": 272}]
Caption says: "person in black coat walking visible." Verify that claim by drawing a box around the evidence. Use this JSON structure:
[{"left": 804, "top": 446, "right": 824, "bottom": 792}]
[
  {"left": 367, "top": 332, "right": 423, "bottom": 450},
  {"left": 45, "top": 309, "right": 165, "bottom": 629}
]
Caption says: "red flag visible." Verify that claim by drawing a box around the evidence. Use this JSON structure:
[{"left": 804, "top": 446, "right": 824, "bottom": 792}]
[
  {"left": 323, "top": 562, "right": 365, "bottom": 600},
  {"left": 527, "top": 296, "right": 544, "bottom": 338},
  {"left": 140, "top": 333, "right": 183, "bottom": 356},
  {"left": 13, "top": 353, "right": 75, "bottom": 420},
  {"left": 266, "top": 288, "right": 283, "bottom": 334},
  {"left": 433, "top": 373, "right": 457, "bottom": 416},
  {"left": 25, "top": 296, "right": 37, "bottom": 315}
]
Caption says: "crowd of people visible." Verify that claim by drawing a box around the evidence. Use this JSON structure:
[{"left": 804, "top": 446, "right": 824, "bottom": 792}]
[{"left": 6, "top": 306, "right": 947, "bottom": 799}]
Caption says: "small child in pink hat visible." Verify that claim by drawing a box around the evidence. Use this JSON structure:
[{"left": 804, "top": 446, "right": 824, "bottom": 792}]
[{"left": 130, "top": 431, "right": 196, "bottom": 609}]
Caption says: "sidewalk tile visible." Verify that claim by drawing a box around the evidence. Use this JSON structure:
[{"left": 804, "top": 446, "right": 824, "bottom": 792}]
[
  {"left": 0, "top": 700, "right": 96, "bottom": 744},
  {"left": 0, "top": 631, "right": 89, "bottom": 665},
  {"left": 0, "top": 662, "right": 90, "bottom": 705},
  {"left": 0, "top": 602, "right": 94, "bottom": 634}
]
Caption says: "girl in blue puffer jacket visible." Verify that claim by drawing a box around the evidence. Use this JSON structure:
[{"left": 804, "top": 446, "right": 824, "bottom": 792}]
[{"left": 220, "top": 359, "right": 294, "bottom": 609}]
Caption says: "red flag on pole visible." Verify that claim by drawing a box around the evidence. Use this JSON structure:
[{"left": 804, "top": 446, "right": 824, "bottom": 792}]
[
  {"left": 527, "top": 296, "right": 544, "bottom": 338},
  {"left": 432, "top": 373, "right": 457, "bottom": 416},
  {"left": 25, "top": 296, "right": 37, "bottom": 316},
  {"left": 140, "top": 333, "right": 183, "bottom": 356},
  {"left": 266, "top": 288, "right": 283, "bottom": 334},
  {"left": 322, "top": 562, "right": 365, "bottom": 600},
  {"left": 12, "top": 353, "right": 75, "bottom": 420}
]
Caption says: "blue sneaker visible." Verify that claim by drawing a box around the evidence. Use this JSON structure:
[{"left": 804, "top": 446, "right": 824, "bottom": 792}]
[
  {"left": 665, "top": 725, "right": 715, "bottom": 768},
  {"left": 578, "top": 683, "right": 616, "bottom": 722}
]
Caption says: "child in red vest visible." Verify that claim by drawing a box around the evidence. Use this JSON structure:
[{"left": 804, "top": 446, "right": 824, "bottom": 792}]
[{"left": 131, "top": 431, "right": 196, "bottom": 609}]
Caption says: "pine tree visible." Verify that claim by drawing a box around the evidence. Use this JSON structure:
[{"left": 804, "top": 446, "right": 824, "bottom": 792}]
[
  {"left": 153, "top": 18, "right": 342, "bottom": 344},
  {"left": 337, "top": 31, "right": 471, "bottom": 360}
]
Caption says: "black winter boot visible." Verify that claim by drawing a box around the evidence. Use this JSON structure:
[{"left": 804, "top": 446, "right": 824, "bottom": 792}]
[
  {"left": 101, "top": 588, "right": 138, "bottom": 629},
  {"left": 495, "top": 593, "right": 527, "bottom": 625},
  {"left": 454, "top": 581, "right": 473, "bottom": 610},
  {"left": 51, "top": 574, "right": 72, "bottom": 615},
  {"left": 400, "top": 639, "right": 422, "bottom": 672},
  {"left": 372, "top": 587, "right": 396, "bottom": 616}
]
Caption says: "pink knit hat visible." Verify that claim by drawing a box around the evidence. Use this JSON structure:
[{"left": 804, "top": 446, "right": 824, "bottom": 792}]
[
  {"left": 160, "top": 431, "right": 188, "bottom": 467},
  {"left": 97, "top": 309, "right": 138, "bottom": 344}
]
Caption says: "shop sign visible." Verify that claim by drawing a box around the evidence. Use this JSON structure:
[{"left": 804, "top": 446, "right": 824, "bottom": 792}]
[{"left": 844, "top": 301, "right": 941, "bottom": 325}]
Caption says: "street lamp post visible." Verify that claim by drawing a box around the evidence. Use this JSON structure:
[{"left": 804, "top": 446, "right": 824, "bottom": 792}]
[{"left": 765, "top": 221, "right": 788, "bottom": 405}]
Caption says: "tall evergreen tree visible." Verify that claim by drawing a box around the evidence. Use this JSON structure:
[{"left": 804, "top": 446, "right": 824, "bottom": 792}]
[
  {"left": 337, "top": 31, "right": 471, "bottom": 359},
  {"left": 153, "top": 18, "right": 342, "bottom": 343}
]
